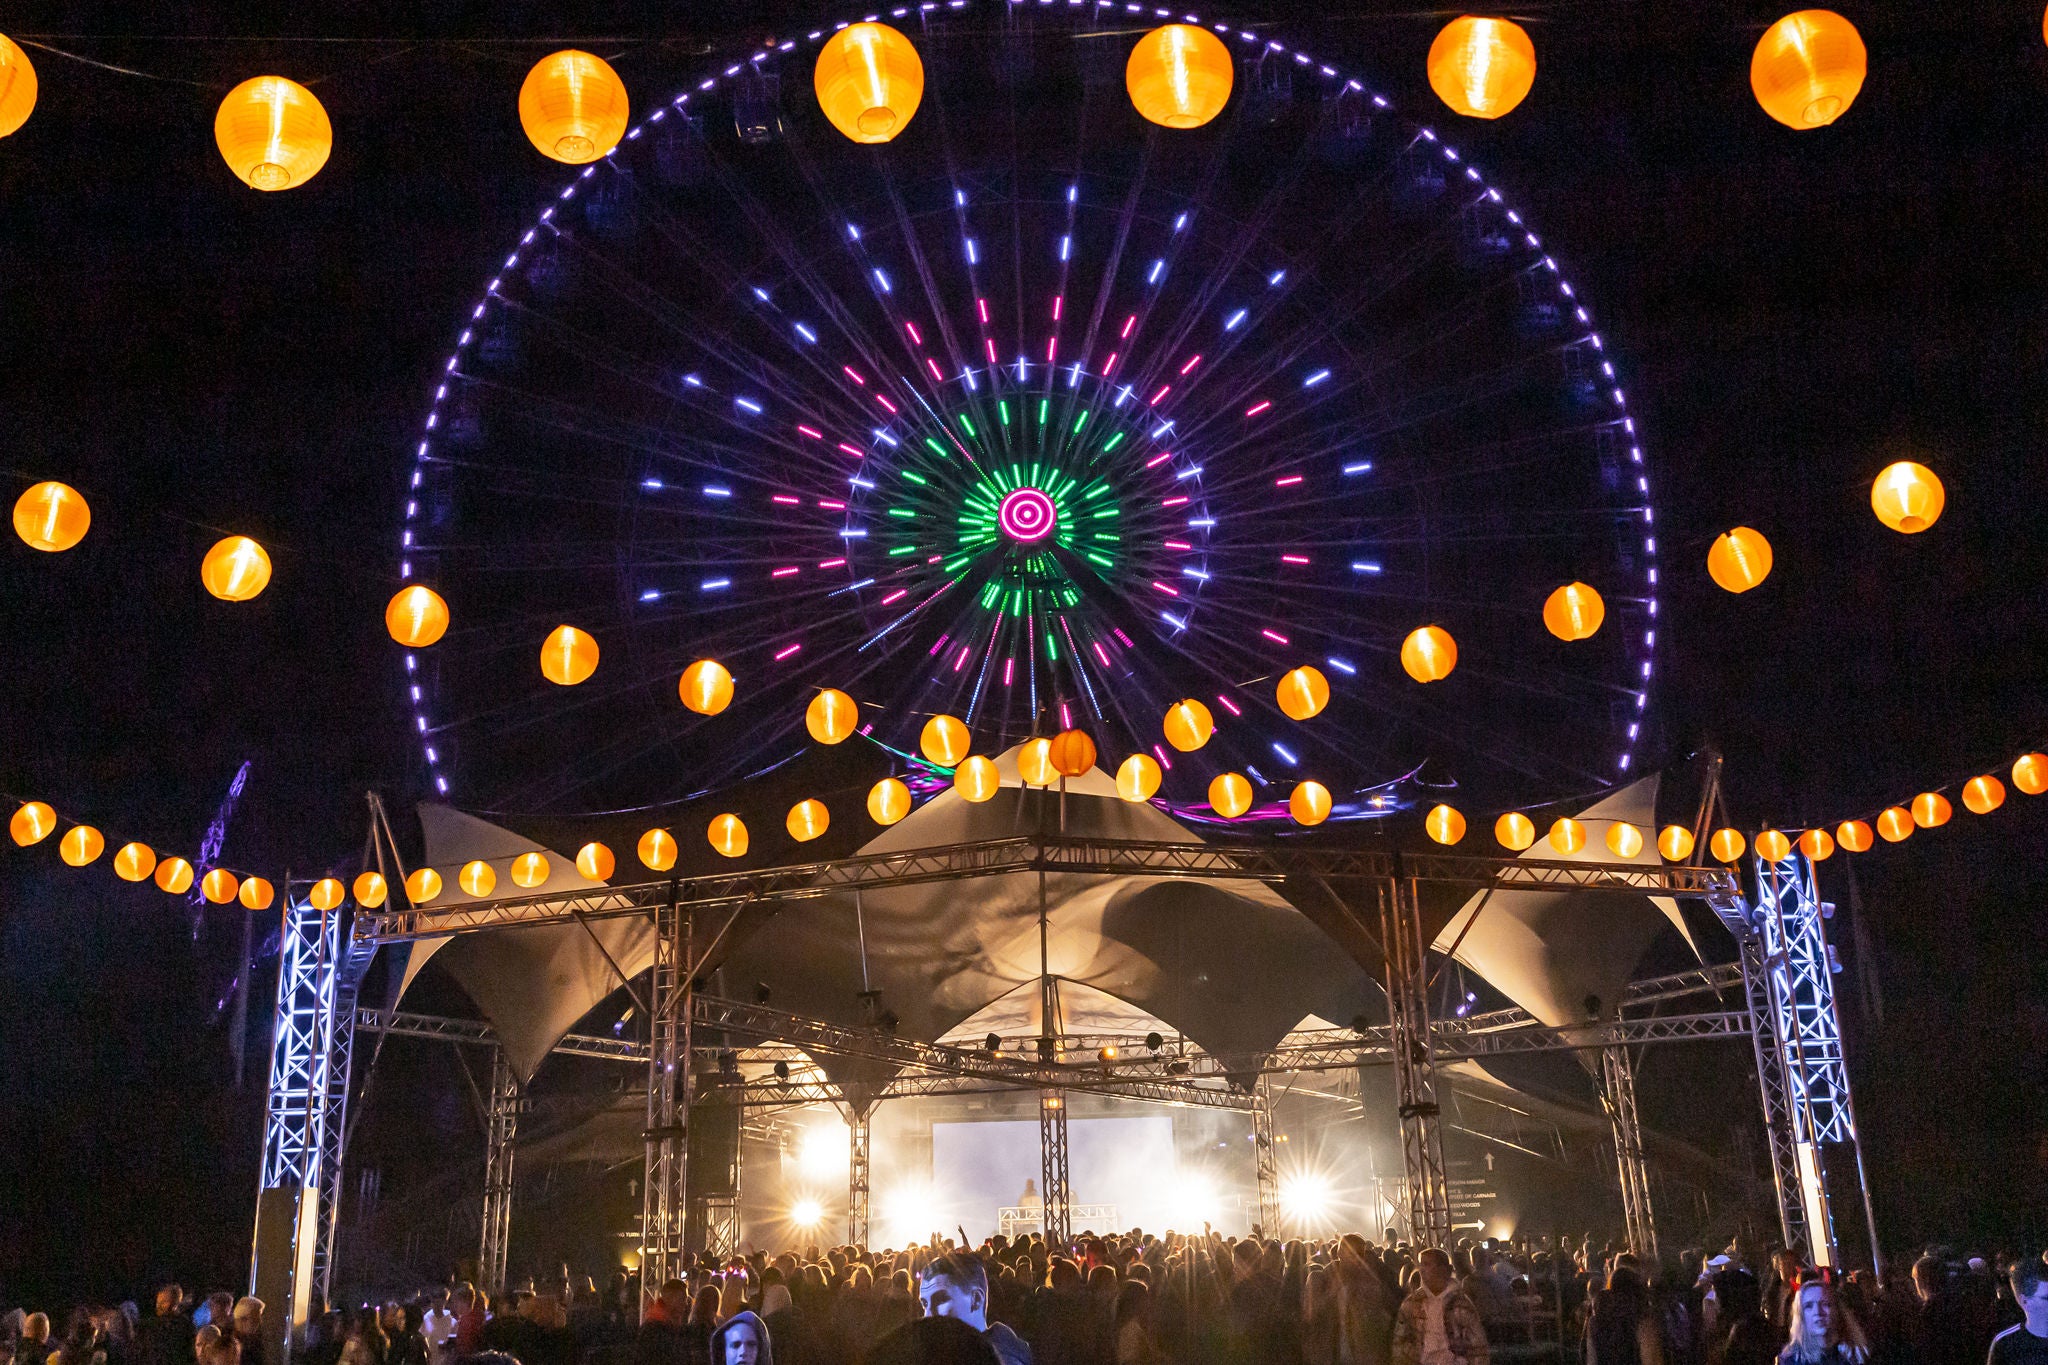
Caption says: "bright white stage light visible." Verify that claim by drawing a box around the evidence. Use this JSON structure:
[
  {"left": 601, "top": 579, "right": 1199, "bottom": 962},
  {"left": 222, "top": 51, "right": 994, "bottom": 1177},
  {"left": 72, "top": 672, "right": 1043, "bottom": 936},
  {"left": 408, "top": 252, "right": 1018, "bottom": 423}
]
[
  {"left": 799, "top": 1121, "right": 851, "bottom": 1177},
  {"left": 884, "top": 1181, "right": 944, "bottom": 1244},
  {"left": 1166, "top": 1172, "right": 1218, "bottom": 1227},
  {"left": 789, "top": 1198, "right": 824, "bottom": 1228},
  {"left": 1278, "top": 1172, "right": 1333, "bottom": 1224}
]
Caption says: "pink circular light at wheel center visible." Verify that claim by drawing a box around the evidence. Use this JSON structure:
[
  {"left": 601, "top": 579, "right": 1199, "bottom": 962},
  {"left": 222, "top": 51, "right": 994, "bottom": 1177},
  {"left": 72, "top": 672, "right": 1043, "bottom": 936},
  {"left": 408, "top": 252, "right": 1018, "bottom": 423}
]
[{"left": 998, "top": 487, "right": 1058, "bottom": 543}]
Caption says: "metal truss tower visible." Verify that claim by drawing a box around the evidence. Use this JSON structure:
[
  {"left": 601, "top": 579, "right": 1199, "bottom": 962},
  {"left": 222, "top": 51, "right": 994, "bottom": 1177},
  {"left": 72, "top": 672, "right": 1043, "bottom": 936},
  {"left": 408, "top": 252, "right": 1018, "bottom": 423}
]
[
  {"left": 1382, "top": 873, "right": 1452, "bottom": 1246},
  {"left": 1252, "top": 1075, "right": 1280, "bottom": 1234},
  {"left": 1599, "top": 1045, "right": 1658, "bottom": 1258},
  {"left": 478, "top": 1048, "right": 521, "bottom": 1291},
  {"left": 847, "top": 1105, "right": 873, "bottom": 1247},
  {"left": 1747, "top": 854, "right": 1881, "bottom": 1271},
  {"left": 1038, "top": 1088, "right": 1072, "bottom": 1246},
  {"left": 254, "top": 895, "right": 372, "bottom": 1346},
  {"left": 641, "top": 894, "right": 690, "bottom": 1304}
]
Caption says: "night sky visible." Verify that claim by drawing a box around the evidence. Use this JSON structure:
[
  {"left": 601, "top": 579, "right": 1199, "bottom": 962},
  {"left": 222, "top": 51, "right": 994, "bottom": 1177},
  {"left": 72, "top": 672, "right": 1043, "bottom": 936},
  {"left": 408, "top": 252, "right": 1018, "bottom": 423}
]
[{"left": 2, "top": 1, "right": 2045, "bottom": 1307}]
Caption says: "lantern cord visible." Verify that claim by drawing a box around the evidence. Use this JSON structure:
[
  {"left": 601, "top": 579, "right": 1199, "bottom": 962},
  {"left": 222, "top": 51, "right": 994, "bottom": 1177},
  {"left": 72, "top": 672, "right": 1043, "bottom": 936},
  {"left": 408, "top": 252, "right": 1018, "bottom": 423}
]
[{"left": 11, "top": 39, "right": 220, "bottom": 88}]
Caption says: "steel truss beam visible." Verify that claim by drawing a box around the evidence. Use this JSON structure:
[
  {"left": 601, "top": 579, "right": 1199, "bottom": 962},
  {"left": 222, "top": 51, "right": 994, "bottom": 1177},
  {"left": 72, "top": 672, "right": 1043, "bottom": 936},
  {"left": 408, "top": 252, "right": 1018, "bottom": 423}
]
[
  {"left": 479, "top": 1049, "right": 520, "bottom": 1292},
  {"left": 1252, "top": 1076, "right": 1279, "bottom": 1233},
  {"left": 353, "top": 837, "right": 1744, "bottom": 944},
  {"left": 1039, "top": 1089, "right": 1072, "bottom": 1245},
  {"left": 847, "top": 1106, "right": 872, "bottom": 1248},
  {"left": 1600, "top": 1045, "right": 1657, "bottom": 1258}
]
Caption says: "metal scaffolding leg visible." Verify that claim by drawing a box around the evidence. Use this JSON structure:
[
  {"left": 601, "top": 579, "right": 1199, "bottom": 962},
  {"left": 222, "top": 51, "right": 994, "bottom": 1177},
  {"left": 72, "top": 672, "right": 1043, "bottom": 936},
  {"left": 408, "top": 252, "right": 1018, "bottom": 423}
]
[
  {"left": 1741, "top": 930, "right": 1811, "bottom": 1259},
  {"left": 641, "top": 894, "right": 690, "bottom": 1307},
  {"left": 698, "top": 1090, "right": 742, "bottom": 1259},
  {"left": 478, "top": 1048, "right": 520, "bottom": 1292},
  {"left": 847, "top": 1105, "right": 872, "bottom": 1248},
  {"left": 253, "top": 896, "right": 371, "bottom": 1357},
  {"left": 1252, "top": 1075, "right": 1280, "bottom": 1235},
  {"left": 1600, "top": 1045, "right": 1658, "bottom": 1259},
  {"left": 1749, "top": 854, "right": 1881, "bottom": 1271},
  {"left": 1382, "top": 873, "right": 1451, "bottom": 1247},
  {"left": 1039, "top": 1088, "right": 1072, "bottom": 1247}
]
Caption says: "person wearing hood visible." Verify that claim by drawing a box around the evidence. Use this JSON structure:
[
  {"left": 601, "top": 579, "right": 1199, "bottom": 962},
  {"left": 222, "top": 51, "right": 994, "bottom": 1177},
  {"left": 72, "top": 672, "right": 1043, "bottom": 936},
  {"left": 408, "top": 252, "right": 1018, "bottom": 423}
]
[{"left": 711, "top": 1311, "right": 770, "bottom": 1365}]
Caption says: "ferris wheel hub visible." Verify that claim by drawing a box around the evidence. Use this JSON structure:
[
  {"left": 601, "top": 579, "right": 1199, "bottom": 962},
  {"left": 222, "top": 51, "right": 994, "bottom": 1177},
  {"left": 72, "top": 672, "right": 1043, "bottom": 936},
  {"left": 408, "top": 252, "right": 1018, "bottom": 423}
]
[{"left": 997, "top": 487, "right": 1058, "bottom": 545}]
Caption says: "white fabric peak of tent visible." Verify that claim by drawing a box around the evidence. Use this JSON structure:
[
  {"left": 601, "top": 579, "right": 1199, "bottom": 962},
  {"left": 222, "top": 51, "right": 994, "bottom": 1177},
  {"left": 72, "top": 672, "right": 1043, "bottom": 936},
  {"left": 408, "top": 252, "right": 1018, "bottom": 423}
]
[{"left": 1430, "top": 775, "right": 1700, "bottom": 1031}]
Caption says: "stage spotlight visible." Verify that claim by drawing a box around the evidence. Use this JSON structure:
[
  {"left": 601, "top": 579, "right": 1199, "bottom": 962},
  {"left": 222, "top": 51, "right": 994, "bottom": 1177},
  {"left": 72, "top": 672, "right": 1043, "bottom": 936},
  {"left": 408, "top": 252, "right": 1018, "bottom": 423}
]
[
  {"left": 1145, "top": 1032, "right": 1163, "bottom": 1052},
  {"left": 1098, "top": 1045, "right": 1118, "bottom": 1064},
  {"left": 1037, "top": 1037, "right": 1057, "bottom": 1061},
  {"left": 1278, "top": 1172, "right": 1333, "bottom": 1225},
  {"left": 1165, "top": 1059, "right": 1191, "bottom": 1076},
  {"left": 1167, "top": 1173, "right": 1218, "bottom": 1227},
  {"left": 755, "top": 982, "right": 773, "bottom": 1005},
  {"left": 884, "top": 1181, "right": 944, "bottom": 1244},
  {"left": 717, "top": 1049, "right": 740, "bottom": 1077},
  {"left": 789, "top": 1198, "right": 824, "bottom": 1228},
  {"left": 985, "top": 1033, "right": 1002, "bottom": 1053},
  {"left": 799, "top": 1121, "right": 850, "bottom": 1177},
  {"left": 772, "top": 1060, "right": 790, "bottom": 1082}
]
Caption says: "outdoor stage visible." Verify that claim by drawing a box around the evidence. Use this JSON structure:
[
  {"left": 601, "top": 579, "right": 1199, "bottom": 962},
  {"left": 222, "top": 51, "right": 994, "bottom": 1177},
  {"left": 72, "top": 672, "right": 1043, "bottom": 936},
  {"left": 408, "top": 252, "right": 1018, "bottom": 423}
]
[{"left": 250, "top": 823, "right": 1878, "bottom": 1346}]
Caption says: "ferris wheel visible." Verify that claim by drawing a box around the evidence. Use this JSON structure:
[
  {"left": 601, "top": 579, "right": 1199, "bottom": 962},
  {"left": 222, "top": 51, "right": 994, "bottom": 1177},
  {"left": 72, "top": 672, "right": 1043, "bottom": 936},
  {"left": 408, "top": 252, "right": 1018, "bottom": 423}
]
[{"left": 393, "top": 2, "right": 1661, "bottom": 826}]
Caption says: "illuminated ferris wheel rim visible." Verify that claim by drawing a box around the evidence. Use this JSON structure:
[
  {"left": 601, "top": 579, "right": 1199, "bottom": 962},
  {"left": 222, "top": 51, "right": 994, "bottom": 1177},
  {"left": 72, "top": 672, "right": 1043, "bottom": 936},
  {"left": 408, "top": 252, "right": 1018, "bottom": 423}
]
[{"left": 397, "top": 0, "right": 1661, "bottom": 806}]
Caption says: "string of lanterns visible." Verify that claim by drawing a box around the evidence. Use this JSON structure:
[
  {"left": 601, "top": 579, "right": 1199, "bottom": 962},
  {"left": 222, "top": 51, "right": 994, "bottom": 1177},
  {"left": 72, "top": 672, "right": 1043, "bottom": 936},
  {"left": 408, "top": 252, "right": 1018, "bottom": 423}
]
[
  {"left": 0, "top": 5, "right": 1941, "bottom": 192},
  {"left": 6, "top": 790, "right": 279, "bottom": 908}
]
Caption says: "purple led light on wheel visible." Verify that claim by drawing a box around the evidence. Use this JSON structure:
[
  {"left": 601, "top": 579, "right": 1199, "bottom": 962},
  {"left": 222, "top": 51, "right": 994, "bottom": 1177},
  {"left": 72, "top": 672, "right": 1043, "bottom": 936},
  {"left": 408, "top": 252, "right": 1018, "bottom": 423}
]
[{"left": 998, "top": 486, "right": 1058, "bottom": 544}]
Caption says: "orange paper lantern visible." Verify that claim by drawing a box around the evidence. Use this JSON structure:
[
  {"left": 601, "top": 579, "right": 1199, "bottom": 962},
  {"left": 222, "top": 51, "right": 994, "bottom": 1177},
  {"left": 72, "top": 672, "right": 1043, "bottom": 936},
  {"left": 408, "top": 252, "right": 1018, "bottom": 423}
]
[
  {"left": 1605, "top": 821, "right": 1644, "bottom": 859},
  {"left": 638, "top": 828, "right": 678, "bottom": 871},
  {"left": 806, "top": 688, "right": 859, "bottom": 744},
  {"left": 240, "top": 875, "right": 276, "bottom": 910},
  {"left": 1836, "top": 820, "right": 1874, "bottom": 853},
  {"left": 200, "top": 536, "right": 273, "bottom": 602},
  {"left": 457, "top": 862, "right": 496, "bottom": 897},
  {"left": 541, "top": 625, "right": 599, "bottom": 685},
  {"left": 1116, "top": 754, "right": 1162, "bottom": 802},
  {"left": 1126, "top": 23, "right": 1233, "bottom": 129},
  {"left": 155, "top": 857, "right": 196, "bottom": 895},
  {"left": 1870, "top": 461, "right": 1944, "bottom": 534},
  {"left": 1049, "top": 728, "right": 1098, "bottom": 778},
  {"left": 708, "top": 814, "right": 749, "bottom": 859},
  {"left": 114, "top": 842, "right": 157, "bottom": 882},
  {"left": 1962, "top": 775, "right": 2006, "bottom": 815},
  {"left": 1400, "top": 626, "right": 1458, "bottom": 683},
  {"left": 1276, "top": 666, "right": 1331, "bottom": 721},
  {"left": 510, "top": 852, "right": 550, "bottom": 888},
  {"left": 1755, "top": 829, "right": 1792, "bottom": 864},
  {"left": 351, "top": 871, "right": 386, "bottom": 908},
  {"left": 386, "top": 586, "right": 450, "bottom": 647},
  {"left": 867, "top": 778, "right": 911, "bottom": 826},
  {"left": 14, "top": 480, "right": 90, "bottom": 552},
  {"left": 1289, "top": 781, "right": 1332, "bottom": 826},
  {"left": 215, "top": 76, "right": 331, "bottom": 190},
  {"left": 815, "top": 23, "right": 924, "bottom": 143},
  {"left": 1163, "top": 698, "right": 1215, "bottom": 752},
  {"left": 1709, "top": 828, "right": 1747, "bottom": 863},
  {"left": 2011, "top": 753, "right": 2048, "bottom": 796},
  {"left": 1798, "top": 828, "right": 1836, "bottom": 861},
  {"left": 679, "top": 659, "right": 734, "bottom": 716},
  {"left": 1426, "top": 804, "right": 1467, "bottom": 846},
  {"left": 1910, "top": 792, "right": 1951, "bottom": 829},
  {"left": 1495, "top": 812, "right": 1535, "bottom": 852},
  {"left": 954, "top": 756, "right": 1000, "bottom": 803},
  {"left": 404, "top": 868, "right": 442, "bottom": 904},
  {"left": 519, "top": 50, "right": 629, "bottom": 163},
  {"left": 1542, "top": 582, "right": 1605, "bottom": 642},
  {"left": 1657, "top": 825, "right": 1696, "bottom": 862},
  {"left": 1547, "top": 817, "right": 1586, "bottom": 855},
  {"left": 1427, "top": 16, "right": 1537, "bottom": 120},
  {"left": 786, "top": 799, "right": 830, "bottom": 843},
  {"left": 576, "top": 841, "right": 616, "bottom": 881},
  {"left": 1707, "top": 527, "right": 1773, "bottom": 593},
  {"left": 60, "top": 825, "right": 105, "bottom": 867},
  {"left": 9, "top": 801, "right": 55, "bottom": 846},
  {"left": 1208, "top": 773, "right": 1253, "bottom": 819},
  {"left": 1875, "top": 807, "right": 1914, "bottom": 843},
  {"left": 1752, "top": 10, "right": 1866, "bottom": 130},
  {"left": 0, "top": 33, "right": 38, "bottom": 140},
  {"left": 921, "top": 714, "right": 971, "bottom": 766},
  {"left": 1017, "top": 738, "right": 1056, "bottom": 787},
  {"left": 308, "top": 876, "right": 346, "bottom": 910}
]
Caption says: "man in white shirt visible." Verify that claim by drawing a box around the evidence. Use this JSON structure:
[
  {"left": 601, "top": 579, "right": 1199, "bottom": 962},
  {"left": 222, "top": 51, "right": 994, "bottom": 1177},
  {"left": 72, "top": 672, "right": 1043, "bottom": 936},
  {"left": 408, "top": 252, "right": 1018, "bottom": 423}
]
[{"left": 419, "top": 1290, "right": 458, "bottom": 1365}]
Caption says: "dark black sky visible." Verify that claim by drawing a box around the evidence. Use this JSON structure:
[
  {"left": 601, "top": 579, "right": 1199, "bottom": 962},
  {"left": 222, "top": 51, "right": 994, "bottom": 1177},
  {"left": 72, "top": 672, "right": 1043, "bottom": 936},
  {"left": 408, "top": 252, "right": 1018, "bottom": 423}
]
[{"left": 1, "top": 1, "right": 2045, "bottom": 1305}]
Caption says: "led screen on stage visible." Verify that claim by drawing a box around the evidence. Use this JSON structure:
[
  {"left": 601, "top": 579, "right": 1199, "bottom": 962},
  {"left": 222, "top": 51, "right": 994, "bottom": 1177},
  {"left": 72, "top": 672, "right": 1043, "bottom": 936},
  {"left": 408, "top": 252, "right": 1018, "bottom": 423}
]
[{"left": 930, "top": 1115, "right": 1179, "bottom": 1240}]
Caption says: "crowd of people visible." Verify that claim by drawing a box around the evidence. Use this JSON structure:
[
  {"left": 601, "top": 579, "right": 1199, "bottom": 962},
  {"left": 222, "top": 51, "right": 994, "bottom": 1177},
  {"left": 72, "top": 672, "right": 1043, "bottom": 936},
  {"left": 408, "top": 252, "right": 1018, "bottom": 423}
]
[{"left": 7, "top": 1231, "right": 2046, "bottom": 1365}]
